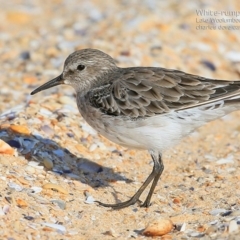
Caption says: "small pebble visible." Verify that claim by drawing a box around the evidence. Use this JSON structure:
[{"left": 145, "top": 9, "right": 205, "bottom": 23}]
[
  {"left": 28, "top": 161, "right": 40, "bottom": 167},
  {"left": 23, "top": 215, "right": 34, "bottom": 221},
  {"left": 221, "top": 210, "right": 232, "bottom": 217},
  {"left": 53, "top": 149, "right": 65, "bottom": 157},
  {"left": 39, "top": 108, "right": 53, "bottom": 117},
  {"left": 230, "top": 210, "right": 240, "bottom": 217},
  {"left": 51, "top": 199, "right": 66, "bottom": 210},
  {"left": 3, "top": 205, "right": 10, "bottom": 214},
  {"left": 0, "top": 205, "right": 10, "bottom": 215},
  {"left": 42, "top": 183, "right": 68, "bottom": 194},
  {"left": 8, "top": 182, "right": 23, "bottom": 192},
  {"left": 228, "top": 220, "right": 239, "bottom": 233},
  {"left": 43, "top": 158, "right": 54, "bottom": 170},
  {"left": 188, "top": 232, "right": 205, "bottom": 237},
  {"left": 0, "top": 139, "right": 14, "bottom": 155},
  {"left": 19, "top": 51, "right": 30, "bottom": 60},
  {"left": 143, "top": 218, "right": 173, "bottom": 236},
  {"left": 209, "top": 220, "right": 218, "bottom": 225},
  {"left": 97, "top": 142, "right": 107, "bottom": 150},
  {"left": 216, "top": 157, "right": 234, "bottom": 165},
  {"left": 226, "top": 51, "right": 240, "bottom": 62},
  {"left": 200, "top": 60, "right": 216, "bottom": 71},
  {"left": 81, "top": 122, "right": 97, "bottom": 135},
  {"left": 206, "top": 225, "right": 217, "bottom": 234},
  {"left": 41, "top": 125, "right": 55, "bottom": 136},
  {"left": 7, "top": 139, "right": 21, "bottom": 148},
  {"left": 30, "top": 186, "right": 43, "bottom": 193},
  {"left": 25, "top": 166, "right": 36, "bottom": 174},
  {"left": 22, "top": 138, "right": 37, "bottom": 150},
  {"left": 89, "top": 143, "right": 98, "bottom": 152},
  {"left": 62, "top": 167, "right": 71, "bottom": 173},
  {"left": 16, "top": 198, "right": 28, "bottom": 208},
  {"left": 10, "top": 124, "right": 31, "bottom": 135},
  {"left": 78, "top": 160, "right": 103, "bottom": 173},
  {"left": 209, "top": 209, "right": 227, "bottom": 216}
]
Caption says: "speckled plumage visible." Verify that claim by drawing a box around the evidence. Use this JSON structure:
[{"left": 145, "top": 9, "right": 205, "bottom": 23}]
[{"left": 31, "top": 48, "right": 240, "bottom": 209}]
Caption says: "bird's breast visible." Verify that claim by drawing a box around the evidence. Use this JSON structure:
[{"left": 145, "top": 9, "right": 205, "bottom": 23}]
[{"left": 76, "top": 94, "right": 149, "bottom": 149}]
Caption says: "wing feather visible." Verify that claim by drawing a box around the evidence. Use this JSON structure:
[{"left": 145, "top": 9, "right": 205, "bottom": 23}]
[{"left": 88, "top": 67, "right": 240, "bottom": 118}]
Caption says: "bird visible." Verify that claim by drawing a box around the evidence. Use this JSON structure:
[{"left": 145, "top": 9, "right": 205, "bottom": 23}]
[{"left": 31, "top": 48, "right": 240, "bottom": 209}]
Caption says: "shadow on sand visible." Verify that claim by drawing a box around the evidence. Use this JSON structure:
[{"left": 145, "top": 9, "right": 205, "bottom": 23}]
[{"left": 0, "top": 127, "right": 133, "bottom": 203}]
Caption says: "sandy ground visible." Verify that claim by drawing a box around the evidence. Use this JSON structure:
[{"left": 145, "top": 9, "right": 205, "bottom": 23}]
[{"left": 0, "top": 0, "right": 240, "bottom": 239}]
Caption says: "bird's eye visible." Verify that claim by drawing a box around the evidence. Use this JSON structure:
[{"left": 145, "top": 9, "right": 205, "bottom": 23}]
[{"left": 77, "top": 64, "right": 85, "bottom": 71}]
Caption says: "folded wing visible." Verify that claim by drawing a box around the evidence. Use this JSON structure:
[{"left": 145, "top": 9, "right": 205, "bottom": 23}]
[{"left": 89, "top": 68, "right": 240, "bottom": 118}]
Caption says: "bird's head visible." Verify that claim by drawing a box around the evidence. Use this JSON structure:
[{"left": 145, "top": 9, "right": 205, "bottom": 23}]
[{"left": 31, "top": 48, "right": 117, "bottom": 96}]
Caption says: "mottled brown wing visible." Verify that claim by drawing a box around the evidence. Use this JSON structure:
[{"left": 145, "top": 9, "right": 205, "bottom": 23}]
[{"left": 89, "top": 68, "right": 240, "bottom": 118}]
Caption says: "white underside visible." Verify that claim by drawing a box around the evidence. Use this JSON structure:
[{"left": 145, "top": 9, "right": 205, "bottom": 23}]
[{"left": 77, "top": 98, "right": 240, "bottom": 153}]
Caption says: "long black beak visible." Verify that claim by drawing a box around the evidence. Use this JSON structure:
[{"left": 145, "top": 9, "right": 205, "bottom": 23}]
[{"left": 30, "top": 74, "right": 64, "bottom": 95}]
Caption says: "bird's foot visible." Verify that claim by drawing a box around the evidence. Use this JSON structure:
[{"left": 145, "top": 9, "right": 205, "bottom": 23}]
[
  {"left": 95, "top": 197, "right": 142, "bottom": 210},
  {"left": 140, "top": 199, "right": 151, "bottom": 208}
]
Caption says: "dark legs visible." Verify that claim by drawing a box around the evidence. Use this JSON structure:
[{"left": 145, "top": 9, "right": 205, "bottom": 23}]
[{"left": 95, "top": 150, "right": 164, "bottom": 209}]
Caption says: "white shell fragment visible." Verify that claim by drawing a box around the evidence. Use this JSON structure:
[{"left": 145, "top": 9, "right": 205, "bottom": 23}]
[
  {"left": 41, "top": 223, "right": 66, "bottom": 232},
  {"left": 85, "top": 195, "right": 95, "bottom": 204},
  {"left": 8, "top": 182, "right": 23, "bottom": 192}
]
